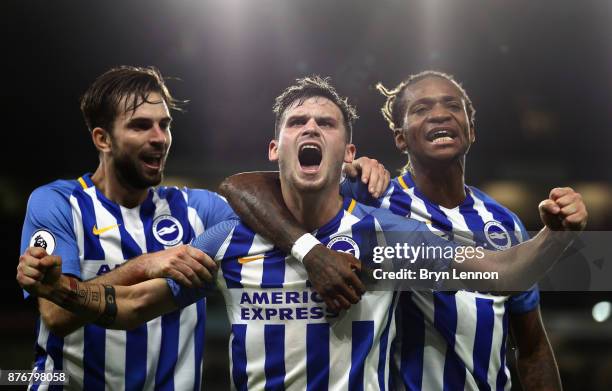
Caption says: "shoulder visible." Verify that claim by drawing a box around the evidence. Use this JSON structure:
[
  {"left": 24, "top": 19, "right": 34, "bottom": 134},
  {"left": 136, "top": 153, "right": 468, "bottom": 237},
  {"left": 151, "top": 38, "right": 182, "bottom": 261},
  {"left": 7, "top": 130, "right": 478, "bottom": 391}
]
[
  {"left": 351, "top": 201, "right": 426, "bottom": 232},
  {"left": 469, "top": 186, "right": 525, "bottom": 225},
  {"left": 27, "top": 179, "right": 80, "bottom": 210}
]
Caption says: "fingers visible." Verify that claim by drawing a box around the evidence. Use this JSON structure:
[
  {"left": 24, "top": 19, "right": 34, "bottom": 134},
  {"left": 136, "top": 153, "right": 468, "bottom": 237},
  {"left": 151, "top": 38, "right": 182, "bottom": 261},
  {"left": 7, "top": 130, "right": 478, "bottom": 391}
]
[
  {"left": 342, "top": 162, "right": 359, "bottom": 179},
  {"left": 359, "top": 159, "right": 374, "bottom": 185},
  {"left": 169, "top": 261, "right": 203, "bottom": 288},
  {"left": 40, "top": 255, "right": 61, "bottom": 268},
  {"left": 181, "top": 255, "right": 215, "bottom": 284},
  {"left": 26, "top": 246, "right": 48, "bottom": 259},
  {"left": 186, "top": 246, "right": 218, "bottom": 273},
  {"left": 19, "top": 262, "right": 44, "bottom": 281},
  {"left": 549, "top": 187, "right": 574, "bottom": 201},
  {"left": 368, "top": 162, "right": 389, "bottom": 198},
  {"left": 539, "top": 199, "right": 560, "bottom": 215}
]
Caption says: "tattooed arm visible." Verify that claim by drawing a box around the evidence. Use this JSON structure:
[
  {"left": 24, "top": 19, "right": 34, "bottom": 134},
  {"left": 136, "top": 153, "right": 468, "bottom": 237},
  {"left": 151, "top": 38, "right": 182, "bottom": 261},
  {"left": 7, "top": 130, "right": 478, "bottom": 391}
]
[{"left": 17, "top": 253, "right": 178, "bottom": 330}]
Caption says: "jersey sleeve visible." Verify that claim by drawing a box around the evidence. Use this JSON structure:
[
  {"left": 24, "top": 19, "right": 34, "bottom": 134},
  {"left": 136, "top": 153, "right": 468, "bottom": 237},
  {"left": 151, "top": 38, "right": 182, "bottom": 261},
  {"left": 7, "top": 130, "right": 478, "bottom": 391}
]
[
  {"left": 340, "top": 176, "right": 384, "bottom": 208},
  {"left": 21, "top": 184, "right": 80, "bottom": 298},
  {"left": 506, "top": 213, "right": 540, "bottom": 313},
  {"left": 166, "top": 219, "right": 239, "bottom": 308},
  {"left": 185, "top": 188, "right": 238, "bottom": 229}
]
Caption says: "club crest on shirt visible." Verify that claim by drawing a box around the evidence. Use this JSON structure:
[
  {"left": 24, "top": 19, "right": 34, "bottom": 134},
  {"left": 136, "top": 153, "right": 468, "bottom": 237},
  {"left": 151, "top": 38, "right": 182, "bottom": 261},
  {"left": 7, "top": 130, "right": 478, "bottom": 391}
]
[
  {"left": 484, "top": 221, "right": 511, "bottom": 250},
  {"left": 29, "top": 229, "right": 56, "bottom": 255},
  {"left": 326, "top": 235, "right": 360, "bottom": 259},
  {"left": 152, "top": 215, "right": 183, "bottom": 246}
]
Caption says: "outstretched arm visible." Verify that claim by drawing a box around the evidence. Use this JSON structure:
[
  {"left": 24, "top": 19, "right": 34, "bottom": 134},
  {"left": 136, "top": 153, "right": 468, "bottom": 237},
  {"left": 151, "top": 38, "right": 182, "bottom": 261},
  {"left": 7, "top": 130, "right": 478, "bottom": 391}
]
[
  {"left": 18, "top": 255, "right": 180, "bottom": 330},
  {"left": 219, "top": 158, "right": 389, "bottom": 311},
  {"left": 25, "top": 246, "right": 215, "bottom": 336},
  {"left": 449, "top": 187, "right": 587, "bottom": 292}
]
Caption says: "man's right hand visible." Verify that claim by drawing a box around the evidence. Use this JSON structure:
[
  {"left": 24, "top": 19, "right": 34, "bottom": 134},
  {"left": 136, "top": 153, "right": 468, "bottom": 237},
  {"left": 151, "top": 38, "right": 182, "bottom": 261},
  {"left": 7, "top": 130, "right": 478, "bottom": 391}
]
[
  {"left": 138, "top": 245, "right": 218, "bottom": 288},
  {"left": 302, "top": 245, "right": 366, "bottom": 312},
  {"left": 17, "top": 247, "right": 62, "bottom": 297}
]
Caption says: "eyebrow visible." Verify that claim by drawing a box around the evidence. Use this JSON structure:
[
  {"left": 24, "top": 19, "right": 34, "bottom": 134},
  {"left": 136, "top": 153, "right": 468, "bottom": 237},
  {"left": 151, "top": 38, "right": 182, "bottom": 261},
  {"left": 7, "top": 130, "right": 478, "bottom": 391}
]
[
  {"left": 285, "top": 114, "right": 338, "bottom": 123},
  {"left": 125, "top": 116, "right": 173, "bottom": 126},
  {"left": 410, "top": 95, "right": 462, "bottom": 106}
]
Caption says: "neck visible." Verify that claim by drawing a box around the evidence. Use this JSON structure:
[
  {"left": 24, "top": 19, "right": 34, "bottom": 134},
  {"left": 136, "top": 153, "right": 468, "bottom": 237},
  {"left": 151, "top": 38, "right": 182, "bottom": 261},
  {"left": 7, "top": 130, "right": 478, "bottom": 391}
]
[
  {"left": 410, "top": 157, "right": 467, "bottom": 208},
  {"left": 90, "top": 161, "right": 149, "bottom": 208},
  {"left": 280, "top": 180, "right": 343, "bottom": 232}
]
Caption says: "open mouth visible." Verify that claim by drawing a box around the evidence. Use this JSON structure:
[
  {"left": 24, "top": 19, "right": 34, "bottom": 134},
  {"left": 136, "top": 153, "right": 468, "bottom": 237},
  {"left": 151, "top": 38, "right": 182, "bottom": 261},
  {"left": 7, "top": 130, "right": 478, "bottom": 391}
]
[
  {"left": 426, "top": 128, "right": 456, "bottom": 144},
  {"left": 298, "top": 144, "right": 322, "bottom": 172},
  {"left": 141, "top": 155, "right": 163, "bottom": 170}
]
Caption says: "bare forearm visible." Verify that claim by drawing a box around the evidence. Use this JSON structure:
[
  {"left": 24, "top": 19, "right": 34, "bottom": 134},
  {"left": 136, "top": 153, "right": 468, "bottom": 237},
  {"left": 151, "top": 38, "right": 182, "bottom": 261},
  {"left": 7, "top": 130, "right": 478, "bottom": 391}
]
[
  {"left": 39, "top": 276, "right": 170, "bottom": 331},
  {"left": 453, "top": 228, "right": 573, "bottom": 291},
  {"left": 219, "top": 171, "right": 306, "bottom": 252},
  {"left": 39, "top": 256, "right": 152, "bottom": 336}
]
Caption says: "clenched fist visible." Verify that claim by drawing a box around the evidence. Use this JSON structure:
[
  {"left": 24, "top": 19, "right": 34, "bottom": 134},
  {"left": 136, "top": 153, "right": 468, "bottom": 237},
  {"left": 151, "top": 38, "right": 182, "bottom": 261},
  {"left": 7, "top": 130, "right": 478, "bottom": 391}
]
[{"left": 539, "top": 187, "right": 588, "bottom": 231}]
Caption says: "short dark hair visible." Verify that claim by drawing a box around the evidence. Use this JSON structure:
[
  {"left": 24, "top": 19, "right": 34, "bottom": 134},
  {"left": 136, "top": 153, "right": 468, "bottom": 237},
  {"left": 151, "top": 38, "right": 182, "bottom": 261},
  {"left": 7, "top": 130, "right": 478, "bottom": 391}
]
[
  {"left": 376, "top": 70, "right": 476, "bottom": 132},
  {"left": 273, "top": 75, "right": 358, "bottom": 142},
  {"left": 80, "top": 65, "right": 184, "bottom": 133}
]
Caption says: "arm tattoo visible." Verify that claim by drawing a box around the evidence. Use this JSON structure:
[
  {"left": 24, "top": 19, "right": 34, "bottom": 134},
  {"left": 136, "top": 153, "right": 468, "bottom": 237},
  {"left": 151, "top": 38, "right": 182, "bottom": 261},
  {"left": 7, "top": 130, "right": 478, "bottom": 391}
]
[
  {"left": 95, "top": 285, "right": 117, "bottom": 327},
  {"left": 46, "top": 277, "right": 104, "bottom": 320}
]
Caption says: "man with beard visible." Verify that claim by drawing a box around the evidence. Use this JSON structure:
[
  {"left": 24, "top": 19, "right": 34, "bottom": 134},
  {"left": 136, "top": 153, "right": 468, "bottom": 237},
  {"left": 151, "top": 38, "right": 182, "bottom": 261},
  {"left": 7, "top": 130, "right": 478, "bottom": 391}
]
[
  {"left": 18, "top": 76, "right": 586, "bottom": 390},
  {"left": 18, "top": 66, "right": 231, "bottom": 390}
]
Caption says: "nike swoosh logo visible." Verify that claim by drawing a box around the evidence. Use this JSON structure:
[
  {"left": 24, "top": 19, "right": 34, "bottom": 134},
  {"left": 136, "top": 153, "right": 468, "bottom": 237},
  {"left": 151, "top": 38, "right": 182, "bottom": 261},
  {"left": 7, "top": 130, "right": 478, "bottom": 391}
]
[
  {"left": 92, "top": 224, "right": 121, "bottom": 235},
  {"left": 238, "top": 255, "right": 265, "bottom": 264}
]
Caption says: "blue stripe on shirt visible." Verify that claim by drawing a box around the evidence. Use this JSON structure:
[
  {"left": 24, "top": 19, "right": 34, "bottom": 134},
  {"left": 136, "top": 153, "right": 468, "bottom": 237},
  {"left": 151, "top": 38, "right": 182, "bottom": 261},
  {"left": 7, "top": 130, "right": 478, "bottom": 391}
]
[
  {"left": 349, "top": 320, "right": 375, "bottom": 391},
  {"left": 264, "top": 324, "right": 286, "bottom": 390},
  {"left": 231, "top": 324, "right": 248, "bottom": 391},
  {"left": 473, "top": 298, "right": 495, "bottom": 391},
  {"left": 434, "top": 292, "right": 466, "bottom": 391},
  {"left": 83, "top": 324, "right": 106, "bottom": 391},
  {"left": 306, "top": 323, "right": 330, "bottom": 391}
]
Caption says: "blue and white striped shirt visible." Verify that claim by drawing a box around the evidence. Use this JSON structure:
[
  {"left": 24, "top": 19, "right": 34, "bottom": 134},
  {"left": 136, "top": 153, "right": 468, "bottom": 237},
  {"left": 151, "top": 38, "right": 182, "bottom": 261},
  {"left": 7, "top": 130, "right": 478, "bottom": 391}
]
[
  {"left": 169, "top": 197, "right": 454, "bottom": 390},
  {"left": 342, "top": 173, "right": 539, "bottom": 391},
  {"left": 21, "top": 173, "right": 236, "bottom": 391}
]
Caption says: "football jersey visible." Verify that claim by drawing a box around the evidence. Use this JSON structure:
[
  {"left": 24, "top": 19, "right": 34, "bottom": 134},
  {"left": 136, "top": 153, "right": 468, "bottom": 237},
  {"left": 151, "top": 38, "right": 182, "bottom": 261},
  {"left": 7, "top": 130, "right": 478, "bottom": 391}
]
[
  {"left": 341, "top": 173, "right": 539, "bottom": 391},
  {"left": 20, "top": 173, "right": 236, "bottom": 391},
  {"left": 168, "top": 197, "right": 455, "bottom": 391}
]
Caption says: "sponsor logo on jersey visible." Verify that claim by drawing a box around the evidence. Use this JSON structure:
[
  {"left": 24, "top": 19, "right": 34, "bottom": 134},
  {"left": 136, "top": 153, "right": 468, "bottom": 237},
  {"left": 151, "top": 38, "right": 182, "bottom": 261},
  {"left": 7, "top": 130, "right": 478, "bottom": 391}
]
[
  {"left": 153, "top": 215, "right": 183, "bottom": 246},
  {"left": 326, "top": 235, "right": 360, "bottom": 258},
  {"left": 484, "top": 221, "right": 511, "bottom": 250},
  {"left": 29, "top": 229, "right": 56, "bottom": 255}
]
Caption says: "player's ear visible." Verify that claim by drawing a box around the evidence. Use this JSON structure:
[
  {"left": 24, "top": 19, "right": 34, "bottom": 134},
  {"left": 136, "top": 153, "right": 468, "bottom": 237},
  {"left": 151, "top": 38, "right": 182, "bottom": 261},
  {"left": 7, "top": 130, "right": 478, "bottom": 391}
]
[
  {"left": 343, "top": 143, "right": 356, "bottom": 164},
  {"left": 92, "top": 127, "right": 112, "bottom": 153},
  {"left": 470, "top": 124, "right": 476, "bottom": 143},
  {"left": 394, "top": 129, "right": 408, "bottom": 152},
  {"left": 268, "top": 139, "right": 279, "bottom": 162}
]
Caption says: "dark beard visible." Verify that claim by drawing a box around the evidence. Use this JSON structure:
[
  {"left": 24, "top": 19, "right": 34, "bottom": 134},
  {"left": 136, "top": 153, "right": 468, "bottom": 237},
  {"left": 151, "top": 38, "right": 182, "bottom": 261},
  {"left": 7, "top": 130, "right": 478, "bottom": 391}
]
[{"left": 113, "top": 151, "right": 162, "bottom": 190}]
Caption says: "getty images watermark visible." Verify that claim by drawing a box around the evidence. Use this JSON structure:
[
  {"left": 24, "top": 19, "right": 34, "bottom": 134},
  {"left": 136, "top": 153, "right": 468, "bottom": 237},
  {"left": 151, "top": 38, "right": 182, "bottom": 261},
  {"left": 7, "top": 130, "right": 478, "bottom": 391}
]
[{"left": 370, "top": 243, "right": 495, "bottom": 282}]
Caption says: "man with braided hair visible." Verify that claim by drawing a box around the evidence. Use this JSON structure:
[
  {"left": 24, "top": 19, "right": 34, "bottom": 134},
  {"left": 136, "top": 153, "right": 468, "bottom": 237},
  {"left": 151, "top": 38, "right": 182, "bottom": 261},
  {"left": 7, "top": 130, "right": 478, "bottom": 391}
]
[{"left": 367, "top": 71, "right": 562, "bottom": 390}]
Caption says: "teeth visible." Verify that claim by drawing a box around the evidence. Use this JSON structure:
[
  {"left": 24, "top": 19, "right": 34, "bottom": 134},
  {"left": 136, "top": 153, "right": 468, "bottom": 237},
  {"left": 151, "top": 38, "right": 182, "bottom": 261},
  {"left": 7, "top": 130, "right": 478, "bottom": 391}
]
[
  {"left": 300, "top": 144, "right": 321, "bottom": 152},
  {"left": 432, "top": 136, "right": 453, "bottom": 144}
]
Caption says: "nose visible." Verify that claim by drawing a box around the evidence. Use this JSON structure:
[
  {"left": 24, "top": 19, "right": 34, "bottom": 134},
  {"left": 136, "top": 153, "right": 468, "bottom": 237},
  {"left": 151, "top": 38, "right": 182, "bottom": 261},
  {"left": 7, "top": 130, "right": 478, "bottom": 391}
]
[
  {"left": 428, "top": 104, "right": 452, "bottom": 123},
  {"left": 301, "top": 118, "right": 321, "bottom": 138},
  {"left": 149, "top": 124, "right": 169, "bottom": 147}
]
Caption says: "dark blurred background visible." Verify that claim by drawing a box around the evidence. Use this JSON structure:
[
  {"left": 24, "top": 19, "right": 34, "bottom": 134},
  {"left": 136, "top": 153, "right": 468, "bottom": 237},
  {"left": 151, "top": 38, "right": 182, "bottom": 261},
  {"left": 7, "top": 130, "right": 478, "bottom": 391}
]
[{"left": 2, "top": 0, "right": 611, "bottom": 389}]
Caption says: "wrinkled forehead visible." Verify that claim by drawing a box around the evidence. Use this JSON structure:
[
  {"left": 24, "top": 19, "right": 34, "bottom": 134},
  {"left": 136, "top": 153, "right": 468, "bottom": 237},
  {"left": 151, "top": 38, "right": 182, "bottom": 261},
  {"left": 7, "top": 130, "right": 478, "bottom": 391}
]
[
  {"left": 281, "top": 96, "right": 344, "bottom": 122},
  {"left": 402, "top": 76, "right": 464, "bottom": 104}
]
